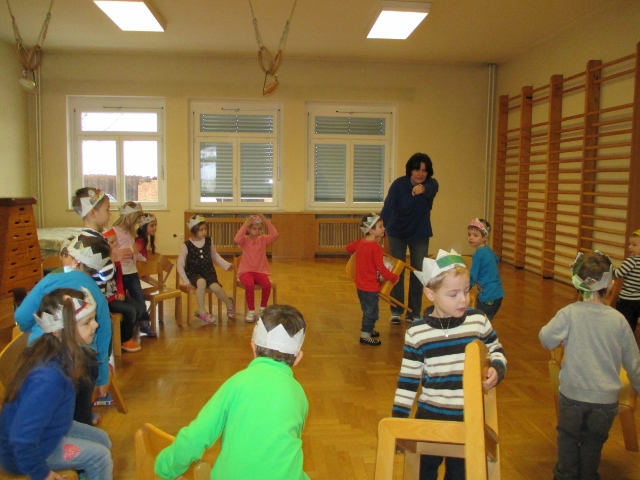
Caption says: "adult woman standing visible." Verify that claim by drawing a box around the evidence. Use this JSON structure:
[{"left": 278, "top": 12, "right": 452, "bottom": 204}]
[{"left": 380, "top": 153, "right": 439, "bottom": 324}]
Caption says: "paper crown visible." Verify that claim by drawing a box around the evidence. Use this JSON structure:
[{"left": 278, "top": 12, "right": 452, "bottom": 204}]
[
  {"left": 247, "top": 215, "right": 263, "bottom": 225},
  {"left": 138, "top": 213, "right": 157, "bottom": 227},
  {"left": 413, "top": 249, "right": 466, "bottom": 287},
  {"left": 252, "top": 318, "right": 305, "bottom": 355},
  {"left": 67, "top": 236, "right": 110, "bottom": 271},
  {"left": 570, "top": 251, "right": 613, "bottom": 292},
  {"left": 360, "top": 213, "right": 380, "bottom": 234},
  {"left": 59, "top": 236, "right": 75, "bottom": 253},
  {"left": 468, "top": 218, "right": 490, "bottom": 236},
  {"left": 79, "top": 189, "right": 105, "bottom": 218},
  {"left": 33, "top": 287, "right": 97, "bottom": 333},
  {"left": 187, "top": 214, "right": 206, "bottom": 230},
  {"left": 119, "top": 203, "right": 142, "bottom": 216}
]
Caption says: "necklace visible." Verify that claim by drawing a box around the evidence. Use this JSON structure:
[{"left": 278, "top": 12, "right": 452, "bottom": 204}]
[{"left": 437, "top": 317, "right": 451, "bottom": 337}]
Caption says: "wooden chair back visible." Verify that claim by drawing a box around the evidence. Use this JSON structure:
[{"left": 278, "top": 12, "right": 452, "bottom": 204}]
[
  {"left": 232, "top": 255, "right": 277, "bottom": 314},
  {"left": 0, "top": 332, "right": 29, "bottom": 398},
  {"left": 138, "top": 255, "right": 183, "bottom": 333},
  {"left": 374, "top": 340, "right": 500, "bottom": 479},
  {"left": 135, "top": 423, "right": 211, "bottom": 480}
]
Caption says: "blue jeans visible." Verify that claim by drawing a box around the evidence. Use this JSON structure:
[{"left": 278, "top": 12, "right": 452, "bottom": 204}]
[
  {"left": 122, "top": 273, "right": 150, "bottom": 322},
  {"left": 46, "top": 421, "right": 113, "bottom": 480},
  {"left": 476, "top": 297, "right": 503, "bottom": 322},
  {"left": 419, "top": 455, "right": 465, "bottom": 480},
  {"left": 109, "top": 296, "right": 146, "bottom": 342},
  {"left": 387, "top": 236, "right": 430, "bottom": 317},
  {"left": 554, "top": 393, "right": 617, "bottom": 480},
  {"left": 357, "top": 290, "right": 379, "bottom": 334}
]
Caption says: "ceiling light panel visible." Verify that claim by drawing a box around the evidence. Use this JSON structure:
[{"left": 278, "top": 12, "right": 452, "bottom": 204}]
[
  {"left": 94, "top": 1, "right": 166, "bottom": 32},
  {"left": 367, "top": 1, "right": 430, "bottom": 40}
]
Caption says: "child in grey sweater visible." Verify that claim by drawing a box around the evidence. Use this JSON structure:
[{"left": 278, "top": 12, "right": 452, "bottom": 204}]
[{"left": 539, "top": 250, "right": 640, "bottom": 480}]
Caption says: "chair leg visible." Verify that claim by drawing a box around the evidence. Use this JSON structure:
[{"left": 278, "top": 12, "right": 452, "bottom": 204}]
[
  {"left": 109, "top": 372, "right": 128, "bottom": 414},
  {"left": 619, "top": 404, "right": 639, "bottom": 452},
  {"left": 175, "top": 296, "right": 183, "bottom": 326},
  {"left": 149, "top": 301, "right": 157, "bottom": 334},
  {"left": 158, "top": 302, "right": 164, "bottom": 323},
  {"left": 218, "top": 298, "right": 222, "bottom": 319},
  {"left": 272, "top": 286, "right": 277, "bottom": 305},
  {"left": 186, "top": 291, "right": 192, "bottom": 325},
  {"left": 208, "top": 292, "right": 213, "bottom": 316},
  {"left": 111, "top": 314, "right": 122, "bottom": 357}
]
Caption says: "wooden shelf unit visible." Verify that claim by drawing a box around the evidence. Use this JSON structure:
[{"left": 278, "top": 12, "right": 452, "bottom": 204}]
[{"left": 494, "top": 42, "right": 640, "bottom": 281}]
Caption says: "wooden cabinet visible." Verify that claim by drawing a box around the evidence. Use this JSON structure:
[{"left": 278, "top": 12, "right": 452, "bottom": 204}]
[{"left": 0, "top": 198, "right": 41, "bottom": 299}]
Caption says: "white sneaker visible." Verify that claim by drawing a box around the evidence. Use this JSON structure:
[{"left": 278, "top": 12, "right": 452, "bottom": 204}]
[{"left": 245, "top": 311, "right": 256, "bottom": 323}]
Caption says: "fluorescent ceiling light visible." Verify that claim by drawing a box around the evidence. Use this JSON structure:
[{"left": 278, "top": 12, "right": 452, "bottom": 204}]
[
  {"left": 94, "top": 1, "right": 166, "bottom": 32},
  {"left": 367, "top": 1, "right": 430, "bottom": 40}
]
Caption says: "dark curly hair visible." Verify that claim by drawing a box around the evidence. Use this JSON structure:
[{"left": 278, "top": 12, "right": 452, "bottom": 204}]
[{"left": 405, "top": 153, "right": 434, "bottom": 178}]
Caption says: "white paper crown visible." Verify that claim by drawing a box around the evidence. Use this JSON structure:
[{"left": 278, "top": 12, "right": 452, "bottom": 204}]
[
  {"left": 252, "top": 318, "right": 305, "bottom": 355},
  {"left": 33, "top": 287, "right": 97, "bottom": 333},
  {"left": 570, "top": 251, "right": 613, "bottom": 292},
  {"left": 79, "top": 189, "right": 105, "bottom": 218},
  {"left": 468, "top": 218, "right": 490, "bottom": 236},
  {"left": 138, "top": 213, "right": 157, "bottom": 227},
  {"left": 414, "top": 249, "right": 466, "bottom": 287},
  {"left": 360, "top": 213, "right": 380, "bottom": 234},
  {"left": 119, "top": 203, "right": 142, "bottom": 216},
  {"left": 187, "top": 214, "right": 206, "bottom": 230},
  {"left": 68, "top": 236, "right": 110, "bottom": 271},
  {"left": 248, "top": 215, "right": 263, "bottom": 225}
]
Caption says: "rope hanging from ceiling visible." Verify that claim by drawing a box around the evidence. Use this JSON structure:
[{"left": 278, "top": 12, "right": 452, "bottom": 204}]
[
  {"left": 248, "top": 0, "right": 298, "bottom": 95},
  {"left": 6, "top": 0, "right": 55, "bottom": 93}
]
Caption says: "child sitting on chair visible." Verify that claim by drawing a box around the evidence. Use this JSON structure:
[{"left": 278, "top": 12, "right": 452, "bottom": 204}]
[
  {"left": 613, "top": 228, "right": 640, "bottom": 334},
  {"left": 155, "top": 305, "right": 309, "bottom": 480},
  {"left": 539, "top": 251, "right": 640, "bottom": 480},
  {"left": 392, "top": 249, "right": 506, "bottom": 480},
  {"left": 177, "top": 214, "right": 235, "bottom": 324},
  {"left": 346, "top": 213, "right": 399, "bottom": 346},
  {"left": 136, "top": 213, "right": 157, "bottom": 260}
]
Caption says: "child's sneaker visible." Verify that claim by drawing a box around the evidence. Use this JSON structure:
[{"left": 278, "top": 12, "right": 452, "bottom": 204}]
[
  {"left": 360, "top": 336, "right": 382, "bottom": 346},
  {"left": 390, "top": 315, "right": 401, "bottom": 325},
  {"left": 139, "top": 322, "right": 157, "bottom": 337},
  {"left": 122, "top": 339, "right": 142, "bottom": 352},
  {"left": 227, "top": 302, "right": 236, "bottom": 319},
  {"left": 371, "top": 330, "right": 380, "bottom": 338},
  {"left": 195, "top": 311, "right": 215, "bottom": 324},
  {"left": 245, "top": 311, "right": 256, "bottom": 323}
]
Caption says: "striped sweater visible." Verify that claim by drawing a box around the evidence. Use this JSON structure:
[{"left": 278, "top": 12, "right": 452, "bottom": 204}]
[
  {"left": 614, "top": 255, "right": 640, "bottom": 301},
  {"left": 392, "top": 307, "right": 506, "bottom": 421}
]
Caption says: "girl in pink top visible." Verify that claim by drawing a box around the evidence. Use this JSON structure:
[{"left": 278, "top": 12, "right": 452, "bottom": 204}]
[{"left": 233, "top": 213, "right": 279, "bottom": 323}]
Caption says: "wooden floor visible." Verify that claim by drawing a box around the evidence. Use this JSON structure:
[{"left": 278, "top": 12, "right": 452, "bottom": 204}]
[{"left": 1, "top": 258, "right": 639, "bottom": 479}]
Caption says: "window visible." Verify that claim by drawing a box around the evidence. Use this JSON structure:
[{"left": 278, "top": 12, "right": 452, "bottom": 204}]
[
  {"left": 191, "top": 101, "right": 282, "bottom": 209},
  {"left": 307, "top": 103, "right": 395, "bottom": 209},
  {"left": 67, "top": 96, "right": 166, "bottom": 209}
]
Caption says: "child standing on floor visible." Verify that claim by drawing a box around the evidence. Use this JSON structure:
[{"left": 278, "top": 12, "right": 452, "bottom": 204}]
[
  {"left": 177, "top": 214, "right": 236, "bottom": 324},
  {"left": 614, "top": 229, "right": 640, "bottom": 334},
  {"left": 103, "top": 228, "right": 144, "bottom": 353},
  {"left": 0, "top": 288, "right": 113, "bottom": 479},
  {"left": 346, "top": 213, "right": 399, "bottom": 346},
  {"left": 136, "top": 213, "right": 157, "bottom": 260},
  {"left": 112, "top": 201, "right": 156, "bottom": 337},
  {"left": 539, "top": 251, "right": 640, "bottom": 480},
  {"left": 155, "top": 305, "right": 309, "bottom": 480},
  {"left": 467, "top": 218, "right": 505, "bottom": 321},
  {"left": 392, "top": 249, "right": 506, "bottom": 480},
  {"left": 234, "top": 213, "right": 279, "bottom": 323}
]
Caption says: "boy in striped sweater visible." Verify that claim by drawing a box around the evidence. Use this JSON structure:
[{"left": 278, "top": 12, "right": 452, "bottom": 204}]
[
  {"left": 614, "top": 229, "right": 640, "bottom": 334},
  {"left": 392, "top": 249, "right": 506, "bottom": 480}
]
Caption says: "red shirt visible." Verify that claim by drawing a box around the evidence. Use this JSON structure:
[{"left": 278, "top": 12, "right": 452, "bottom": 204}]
[{"left": 346, "top": 238, "right": 399, "bottom": 292}]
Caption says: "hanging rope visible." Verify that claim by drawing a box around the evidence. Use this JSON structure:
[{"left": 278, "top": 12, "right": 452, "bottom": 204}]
[
  {"left": 6, "top": 0, "right": 54, "bottom": 73},
  {"left": 248, "top": 0, "right": 298, "bottom": 95}
]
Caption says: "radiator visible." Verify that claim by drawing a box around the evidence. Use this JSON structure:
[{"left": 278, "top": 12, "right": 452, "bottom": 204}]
[
  {"left": 205, "top": 218, "right": 243, "bottom": 250},
  {"left": 316, "top": 216, "right": 362, "bottom": 253}
]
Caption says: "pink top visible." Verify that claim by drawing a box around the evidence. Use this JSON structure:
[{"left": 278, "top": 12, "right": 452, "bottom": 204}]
[
  {"left": 113, "top": 226, "right": 146, "bottom": 275},
  {"left": 233, "top": 220, "right": 279, "bottom": 276}
]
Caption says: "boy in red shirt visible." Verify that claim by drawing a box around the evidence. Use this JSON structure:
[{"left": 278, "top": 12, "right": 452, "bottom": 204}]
[{"left": 347, "top": 214, "right": 399, "bottom": 346}]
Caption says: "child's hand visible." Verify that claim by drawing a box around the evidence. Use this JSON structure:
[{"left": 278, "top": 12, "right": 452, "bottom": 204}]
[
  {"left": 227, "top": 264, "right": 234, "bottom": 272},
  {"left": 412, "top": 184, "right": 425, "bottom": 196},
  {"left": 258, "top": 213, "right": 267, "bottom": 222},
  {"left": 97, "top": 382, "right": 110, "bottom": 398},
  {"left": 482, "top": 367, "right": 499, "bottom": 390},
  {"left": 115, "top": 293, "right": 125, "bottom": 301}
]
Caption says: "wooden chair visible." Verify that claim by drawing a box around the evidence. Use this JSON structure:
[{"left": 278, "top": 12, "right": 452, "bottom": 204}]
[
  {"left": 461, "top": 254, "right": 478, "bottom": 308},
  {"left": 548, "top": 345, "right": 638, "bottom": 452},
  {"left": 374, "top": 340, "right": 500, "bottom": 479},
  {"left": 0, "top": 333, "right": 79, "bottom": 479},
  {"left": 176, "top": 273, "right": 222, "bottom": 324},
  {"left": 111, "top": 313, "right": 122, "bottom": 357},
  {"left": 232, "top": 255, "right": 277, "bottom": 314},
  {"left": 92, "top": 371, "right": 129, "bottom": 415},
  {"left": 135, "top": 423, "right": 212, "bottom": 480},
  {"left": 137, "top": 255, "right": 183, "bottom": 333}
]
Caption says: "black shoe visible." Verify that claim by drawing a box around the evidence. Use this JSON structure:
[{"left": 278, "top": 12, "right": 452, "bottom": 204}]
[
  {"left": 360, "top": 336, "right": 382, "bottom": 346},
  {"left": 371, "top": 330, "right": 380, "bottom": 338},
  {"left": 390, "top": 315, "right": 401, "bottom": 325}
]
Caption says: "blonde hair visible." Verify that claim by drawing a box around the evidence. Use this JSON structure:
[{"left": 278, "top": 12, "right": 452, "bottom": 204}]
[
  {"left": 112, "top": 202, "right": 142, "bottom": 236},
  {"left": 427, "top": 266, "right": 469, "bottom": 291}
]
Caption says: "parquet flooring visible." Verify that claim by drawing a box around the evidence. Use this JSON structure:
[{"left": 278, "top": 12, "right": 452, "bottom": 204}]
[{"left": 1, "top": 258, "right": 639, "bottom": 479}]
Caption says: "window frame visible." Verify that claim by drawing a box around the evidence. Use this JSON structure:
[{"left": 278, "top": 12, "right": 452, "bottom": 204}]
[
  {"left": 190, "top": 100, "right": 283, "bottom": 211},
  {"left": 67, "top": 96, "right": 167, "bottom": 210},
  {"left": 306, "top": 102, "right": 397, "bottom": 210}
]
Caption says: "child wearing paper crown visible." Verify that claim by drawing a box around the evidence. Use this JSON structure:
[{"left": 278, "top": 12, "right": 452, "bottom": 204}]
[
  {"left": 467, "top": 218, "right": 505, "bottom": 321},
  {"left": 177, "top": 214, "right": 236, "bottom": 324},
  {"left": 15, "top": 235, "right": 113, "bottom": 426},
  {"left": 540, "top": 251, "right": 640, "bottom": 480},
  {"left": 234, "top": 213, "right": 279, "bottom": 322},
  {"left": 112, "top": 201, "right": 156, "bottom": 337},
  {"left": 136, "top": 213, "right": 157, "bottom": 259},
  {"left": 613, "top": 228, "right": 640, "bottom": 333},
  {"left": 392, "top": 249, "right": 506, "bottom": 480},
  {"left": 0, "top": 288, "right": 113, "bottom": 479},
  {"left": 346, "top": 213, "right": 399, "bottom": 346},
  {"left": 155, "top": 305, "right": 309, "bottom": 480}
]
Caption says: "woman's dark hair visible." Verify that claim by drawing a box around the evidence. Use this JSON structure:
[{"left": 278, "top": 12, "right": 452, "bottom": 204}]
[
  {"left": 4, "top": 289, "right": 91, "bottom": 403},
  {"left": 136, "top": 225, "right": 156, "bottom": 254},
  {"left": 405, "top": 153, "right": 434, "bottom": 178}
]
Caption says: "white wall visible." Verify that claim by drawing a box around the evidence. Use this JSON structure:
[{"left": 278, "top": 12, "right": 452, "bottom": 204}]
[{"left": 0, "top": 40, "right": 30, "bottom": 198}]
